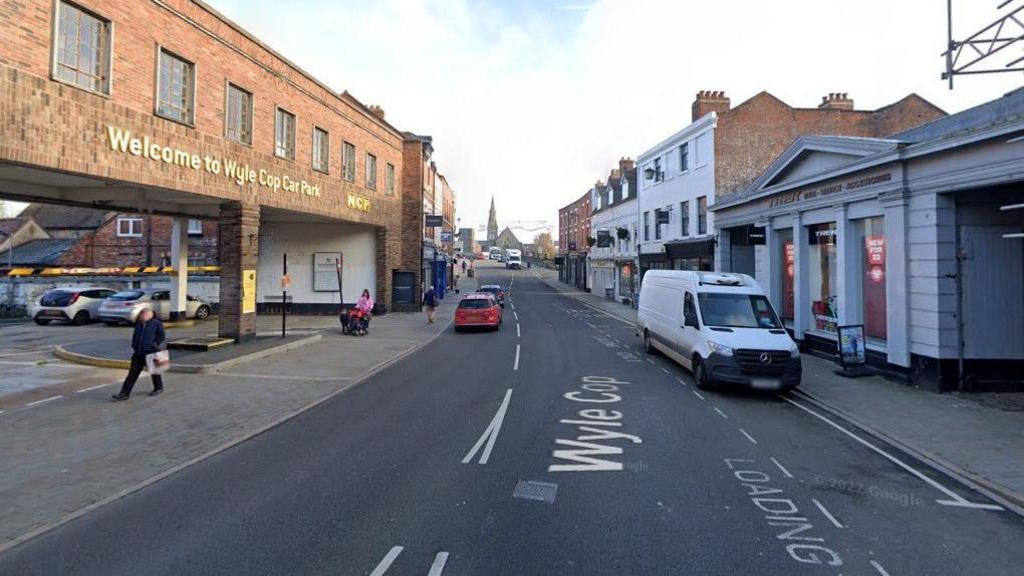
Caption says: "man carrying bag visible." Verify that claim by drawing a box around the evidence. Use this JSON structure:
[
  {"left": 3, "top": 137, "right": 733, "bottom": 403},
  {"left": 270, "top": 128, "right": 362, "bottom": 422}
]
[{"left": 112, "top": 308, "right": 167, "bottom": 401}]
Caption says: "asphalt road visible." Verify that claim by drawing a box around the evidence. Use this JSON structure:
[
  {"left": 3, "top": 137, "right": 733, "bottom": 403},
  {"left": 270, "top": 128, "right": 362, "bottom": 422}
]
[{"left": 1, "top": 264, "right": 1022, "bottom": 575}]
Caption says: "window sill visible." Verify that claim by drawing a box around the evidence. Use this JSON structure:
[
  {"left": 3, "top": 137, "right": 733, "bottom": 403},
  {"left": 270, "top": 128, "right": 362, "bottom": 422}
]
[
  {"left": 312, "top": 167, "right": 330, "bottom": 175},
  {"left": 275, "top": 152, "right": 296, "bottom": 163},
  {"left": 225, "top": 135, "right": 253, "bottom": 148},
  {"left": 155, "top": 111, "right": 195, "bottom": 129},
  {"left": 51, "top": 75, "right": 110, "bottom": 99}
]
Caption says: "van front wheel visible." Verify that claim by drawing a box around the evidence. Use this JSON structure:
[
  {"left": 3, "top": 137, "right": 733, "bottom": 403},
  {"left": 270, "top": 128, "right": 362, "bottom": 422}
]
[{"left": 694, "top": 357, "right": 713, "bottom": 390}]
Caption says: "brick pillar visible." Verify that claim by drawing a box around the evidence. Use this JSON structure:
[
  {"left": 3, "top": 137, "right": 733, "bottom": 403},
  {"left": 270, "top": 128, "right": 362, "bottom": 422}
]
[
  {"left": 375, "top": 226, "right": 398, "bottom": 311},
  {"left": 218, "top": 201, "right": 260, "bottom": 342}
]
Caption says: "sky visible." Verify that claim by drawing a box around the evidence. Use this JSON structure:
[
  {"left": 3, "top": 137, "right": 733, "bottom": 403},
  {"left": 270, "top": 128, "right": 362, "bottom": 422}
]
[{"left": 33, "top": 0, "right": 1023, "bottom": 232}]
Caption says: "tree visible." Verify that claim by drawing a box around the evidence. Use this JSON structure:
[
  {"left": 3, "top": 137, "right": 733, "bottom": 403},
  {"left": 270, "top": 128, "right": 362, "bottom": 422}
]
[{"left": 533, "top": 232, "right": 556, "bottom": 260}]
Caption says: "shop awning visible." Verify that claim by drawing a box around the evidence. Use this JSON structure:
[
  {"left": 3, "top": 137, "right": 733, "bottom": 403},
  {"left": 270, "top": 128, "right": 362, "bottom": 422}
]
[{"left": 664, "top": 237, "right": 715, "bottom": 259}]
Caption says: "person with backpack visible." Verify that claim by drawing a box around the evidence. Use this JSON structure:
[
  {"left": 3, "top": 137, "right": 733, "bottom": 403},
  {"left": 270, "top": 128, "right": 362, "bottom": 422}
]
[{"left": 424, "top": 285, "right": 439, "bottom": 324}]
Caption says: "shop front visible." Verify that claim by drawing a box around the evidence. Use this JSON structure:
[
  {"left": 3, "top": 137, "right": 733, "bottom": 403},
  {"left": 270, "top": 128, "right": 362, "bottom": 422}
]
[{"left": 713, "top": 108, "right": 1024, "bottom": 391}]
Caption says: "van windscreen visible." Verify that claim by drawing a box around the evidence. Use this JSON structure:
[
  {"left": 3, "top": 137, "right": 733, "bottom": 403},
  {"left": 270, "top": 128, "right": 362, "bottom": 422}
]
[{"left": 697, "top": 293, "right": 782, "bottom": 329}]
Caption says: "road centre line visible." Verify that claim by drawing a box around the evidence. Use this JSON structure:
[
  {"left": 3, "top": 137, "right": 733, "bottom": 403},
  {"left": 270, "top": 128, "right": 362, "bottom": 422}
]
[
  {"left": 675, "top": 377, "right": 687, "bottom": 387},
  {"left": 77, "top": 383, "right": 115, "bottom": 393},
  {"left": 516, "top": 324, "right": 520, "bottom": 338},
  {"left": 661, "top": 367, "right": 670, "bottom": 375},
  {"left": 646, "top": 358, "right": 656, "bottom": 365},
  {"left": 369, "top": 546, "right": 404, "bottom": 576},
  {"left": 513, "top": 345, "right": 520, "bottom": 371},
  {"left": 25, "top": 395, "right": 63, "bottom": 407},
  {"left": 870, "top": 560, "right": 892, "bottom": 576},
  {"left": 812, "top": 498, "right": 845, "bottom": 529},
  {"left": 739, "top": 428, "right": 758, "bottom": 444},
  {"left": 713, "top": 407, "right": 728, "bottom": 419},
  {"left": 781, "top": 395, "right": 1004, "bottom": 511},
  {"left": 462, "top": 388, "right": 514, "bottom": 465},
  {"left": 427, "top": 552, "right": 450, "bottom": 576},
  {"left": 513, "top": 311, "right": 518, "bottom": 320},
  {"left": 692, "top": 389, "right": 705, "bottom": 400},
  {"left": 769, "top": 456, "right": 794, "bottom": 478}
]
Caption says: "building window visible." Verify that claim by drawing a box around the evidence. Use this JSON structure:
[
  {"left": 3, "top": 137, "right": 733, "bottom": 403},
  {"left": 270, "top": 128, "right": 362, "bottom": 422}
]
[
  {"left": 854, "top": 217, "right": 887, "bottom": 343},
  {"left": 643, "top": 211, "right": 650, "bottom": 241},
  {"left": 653, "top": 157, "right": 663, "bottom": 182},
  {"left": 697, "top": 196, "right": 707, "bottom": 235},
  {"left": 117, "top": 217, "right": 143, "bottom": 237},
  {"left": 365, "top": 153, "right": 377, "bottom": 190},
  {"left": 187, "top": 219, "right": 202, "bottom": 236},
  {"left": 654, "top": 211, "right": 662, "bottom": 240},
  {"left": 342, "top": 141, "right": 356, "bottom": 182},
  {"left": 312, "top": 126, "right": 330, "bottom": 173},
  {"left": 275, "top": 108, "right": 296, "bottom": 160},
  {"left": 224, "top": 83, "right": 253, "bottom": 145},
  {"left": 680, "top": 201, "right": 690, "bottom": 236},
  {"left": 54, "top": 1, "right": 111, "bottom": 94},
  {"left": 386, "top": 163, "right": 395, "bottom": 195},
  {"left": 808, "top": 222, "right": 838, "bottom": 334},
  {"left": 679, "top": 143, "right": 689, "bottom": 172},
  {"left": 155, "top": 48, "right": 194, "bottom": 125}
]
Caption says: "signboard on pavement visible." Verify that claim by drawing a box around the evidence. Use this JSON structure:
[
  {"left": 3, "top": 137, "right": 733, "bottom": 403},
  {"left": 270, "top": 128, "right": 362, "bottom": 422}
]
[{"left": 313, "top": 252, "right": 342, "bottom": 291}]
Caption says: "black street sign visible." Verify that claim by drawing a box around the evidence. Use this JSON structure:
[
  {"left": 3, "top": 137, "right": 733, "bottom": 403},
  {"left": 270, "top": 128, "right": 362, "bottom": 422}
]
[{"left": 425, "top": 215, "right": 443, "bottom": 228}]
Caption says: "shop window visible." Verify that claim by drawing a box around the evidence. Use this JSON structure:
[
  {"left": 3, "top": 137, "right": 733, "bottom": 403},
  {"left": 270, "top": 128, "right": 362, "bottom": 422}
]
[
  {"left": 808, "top": 222, "right": 838, "bottom": 334},
  {"left": 54, "top": 1, "right": 111, "bottom": 95},
  {"left": 777, "top": 228, "right": 795, "bottom": 323},
  {"left": 366, "top": 153, "right": 378, "bottom": 190},
  {"left": 117, "top": 217, "right": 143, "bottom": 237},
  {"left": 855, "top": 217, "right": 887, "bottom": 343},
  {"left": 225, "top": 83, "right": 253, "bottom": 145},
  {"left": 680, "top": 201, "right": 690, "bottom": 236},
  {"left": 342, "top": 141, "right": 356, "bottom": 182},
  {"left": 697, "top": 196, "right": 707, "bottom": 235},
  {"left": 156, "top": 48, "right": 194, "bottom": 125},
  {"left": 386, "top": 163, "right": 395, "bottom": 195},
  {"left": 312, "top": 127, "right": 330, "bottom": 173},
  {"left": 274, "top": 108, "right": 296, "bottom": 160},
  {"left": 187, "top": 219, "right": 202, "bottom": 236}
]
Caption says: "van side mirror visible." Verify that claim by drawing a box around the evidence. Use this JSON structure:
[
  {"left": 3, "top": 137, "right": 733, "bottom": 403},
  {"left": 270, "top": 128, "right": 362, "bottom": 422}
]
[{"left": 684, "top": 311, "right": 699, "bottom": 328}]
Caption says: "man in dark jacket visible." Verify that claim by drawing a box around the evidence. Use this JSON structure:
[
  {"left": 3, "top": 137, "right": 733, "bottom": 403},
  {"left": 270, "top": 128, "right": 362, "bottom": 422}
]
[
  {"left": 112, "top": 308, "right": 166, "bottom": 401},
  {"left": 424, "top": 285, "right": 439, "bottom": 324}
]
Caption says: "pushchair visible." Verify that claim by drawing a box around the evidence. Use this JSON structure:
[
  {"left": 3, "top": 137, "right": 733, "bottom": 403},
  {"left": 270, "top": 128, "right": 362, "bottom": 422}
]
[{"left": 340, "top": 306, "right": 370, "bottom": 336}]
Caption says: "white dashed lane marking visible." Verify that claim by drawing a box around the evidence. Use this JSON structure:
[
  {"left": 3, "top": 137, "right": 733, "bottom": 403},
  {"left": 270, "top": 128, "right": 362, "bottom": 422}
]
[
  {"left": 770, "top": 457, "right": 794, "bottom": 479},
  {"left": 812, "top": 498, "right": 845, "bottom": 529},
  {"left": 25, "top": 395, "right": 63, "bottom": 407},
  {"left": 369, "top": 546, "right": 403, "bottom": 576},
  {"left": 739, "top": 428, "right": 758, "bottom": 445},
  {"left": 713, "top": 407, "right": 728, "bottom": 419}
]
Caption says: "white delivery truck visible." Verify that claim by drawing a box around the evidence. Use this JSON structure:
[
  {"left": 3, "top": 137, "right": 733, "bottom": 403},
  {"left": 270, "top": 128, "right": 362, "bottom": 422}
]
[
  {"left": 637, "top": 271, "right": 801, "bottom": 391},
  {"left": 505, "top": 249, "right": 522, "bottom": 269},
  {"left": 489, "top": 246, "right": 503, "bottom": 260}
]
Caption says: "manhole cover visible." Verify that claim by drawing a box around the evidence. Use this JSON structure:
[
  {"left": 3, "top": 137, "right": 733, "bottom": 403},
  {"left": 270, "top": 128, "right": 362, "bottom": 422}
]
[{"left": 512, "top": 480, "right": 558, "bottom": 504}]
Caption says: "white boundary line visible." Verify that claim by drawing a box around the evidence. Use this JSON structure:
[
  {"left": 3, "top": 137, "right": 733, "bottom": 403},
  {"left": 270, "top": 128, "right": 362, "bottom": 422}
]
[
  {"left": 427, "top": 551, "right": 450, "bottom": 576},
  {"left": 462, "top": 388, "right": 514, "bottom": 465},
  {"left": 513, "top": 345, "right": 520, "bottom": 371},
  {"left": 25, "top": 395, "right": 63, "bottom": 407},
  {"left": 739, "top": 428, "right": 758, "bottom": 445},
  {"left": 770, "top": 457, "right": 794, "bottom": 479},
  {"left": 77, "top": 383, "right": 115, "bottom": 393},
  {"left": 516, "top": 324, "right": 520, "bottom": 338},
  {"left": 812, "top": 498, "right": 844, "bottom": 529},
  {"left": 369, "top": 546, "right": 404, "bottom": 576},
  {"left": 692, "top": 389, "right": 705, "bottom": 400},
  {"left": 870, "top": 560, "right": 892, "bottom": 576},
  {"left": 781, "top": 395, "right": 1003, "bottom": 511},
  {"left": 713, "top": 407, "right": 728, "bottom": 419}
]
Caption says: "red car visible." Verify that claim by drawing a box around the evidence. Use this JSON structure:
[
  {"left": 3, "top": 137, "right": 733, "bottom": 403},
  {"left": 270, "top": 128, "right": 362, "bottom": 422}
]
[{"left": 454, "top": 293, "right": 502, "bottom": 331}]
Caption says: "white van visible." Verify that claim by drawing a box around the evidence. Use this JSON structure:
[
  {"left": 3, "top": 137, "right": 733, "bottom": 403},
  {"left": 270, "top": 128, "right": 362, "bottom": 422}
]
[
  {"left": 637, "top": 270, "right": 801, "bottom": 391},
  {"left": 506, "top": 249, "right": 522, "bottom": 269}
]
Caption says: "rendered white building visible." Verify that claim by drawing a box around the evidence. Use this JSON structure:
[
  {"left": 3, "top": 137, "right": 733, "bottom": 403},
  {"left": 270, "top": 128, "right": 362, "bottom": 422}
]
[{"left": 588, "top": 160, "right": 639, "bottom": 304}]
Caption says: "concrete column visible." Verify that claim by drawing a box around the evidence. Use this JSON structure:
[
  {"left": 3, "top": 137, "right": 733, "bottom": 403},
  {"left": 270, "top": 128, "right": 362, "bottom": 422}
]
[
  {"left": 760, "top": 223, "right": 776, "bottom": 304},
  {"left": 716, "top": 229, "right": 732, "bottom": 272},
  {"left": 792, "top": 212, "right": 808, "bottom": 340},
  {"left": 834, "top": 204, "right": 858, "bottom": 326},
  {"left": 169, "top": 217, "right": 188, "bottom": 321},
  {"left": 882, "top": 189, "right": 911, "bottom": 367},
  {"left": 218, "top": 201, "right": 260, "bottom": 343}
]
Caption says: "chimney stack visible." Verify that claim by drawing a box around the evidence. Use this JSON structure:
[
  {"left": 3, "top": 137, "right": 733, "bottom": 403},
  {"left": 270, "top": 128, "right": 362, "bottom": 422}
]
[
  {"left": 367, "top": 104, "right": 386, "bottom": 119},
  {"left": 618, "top": 157, "right": 635, "bottom": 175},
  {"left": 692, "top": 90, "right": 731, "bottom": 122},
  {"left": 818, "top": 92, "right": 854, "bottom": 110}
]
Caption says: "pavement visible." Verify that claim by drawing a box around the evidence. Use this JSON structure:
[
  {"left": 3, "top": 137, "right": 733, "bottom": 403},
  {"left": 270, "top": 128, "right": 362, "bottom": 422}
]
[
  {"left": 0, "top": 275, "right": 474, "bottom": 552},
  {"left": 530, "top": 266, "right": 1024, "bottom": 512},
  {"left": 0, "top": 261, "right": 1021, "bottom": 575}
]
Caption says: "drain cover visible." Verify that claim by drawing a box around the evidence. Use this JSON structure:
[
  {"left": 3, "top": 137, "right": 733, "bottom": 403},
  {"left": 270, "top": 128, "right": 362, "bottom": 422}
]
[{"left": 513, "top": 480, "right": 558, "bottom": 504}]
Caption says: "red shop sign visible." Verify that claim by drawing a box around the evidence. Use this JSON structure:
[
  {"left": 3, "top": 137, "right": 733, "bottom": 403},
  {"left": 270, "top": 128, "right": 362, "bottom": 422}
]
[{"left": 865, "top": 236, "right": 885, "bottom": 265}]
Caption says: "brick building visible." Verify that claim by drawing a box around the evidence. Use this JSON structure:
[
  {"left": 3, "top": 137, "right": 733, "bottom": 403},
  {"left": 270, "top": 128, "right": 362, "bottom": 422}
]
[
  {"left": 0, "top": 0, "right": 450, "bottom": 339},
  {"left": 557, "top": 191, "right": 591, "bottom": 289}
]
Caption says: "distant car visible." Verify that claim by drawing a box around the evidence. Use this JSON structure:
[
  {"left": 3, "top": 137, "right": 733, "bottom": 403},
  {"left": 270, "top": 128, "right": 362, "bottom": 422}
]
[
  {"left": 454, "top": 293, "right": 502, "bottom": 331},
  {"left": 33, "top": 286, "right": 117, "bottom": 325},
  {"left": 478, "top": 284, "right": 505, "bottom": 308},
  {"left": 98, "top": 289, "right": 212, "bottom": 325}
]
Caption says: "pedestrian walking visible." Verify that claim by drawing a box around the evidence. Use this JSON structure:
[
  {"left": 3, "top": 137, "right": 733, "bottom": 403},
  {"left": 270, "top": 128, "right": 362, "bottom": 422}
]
[
  {"left": 424, "top": 285, "right": 439, "bottom": 324},
  {"left": 461, "top": 260, "right": 466, "bottom": 272},
  {"left": 112, "top": 308, "right": 166, "bottom": 401}
]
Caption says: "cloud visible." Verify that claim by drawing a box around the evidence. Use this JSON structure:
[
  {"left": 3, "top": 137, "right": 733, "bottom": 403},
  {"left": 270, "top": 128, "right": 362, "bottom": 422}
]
[{"left": 206, "top": 0, "right": 1022, "bottom": 234}]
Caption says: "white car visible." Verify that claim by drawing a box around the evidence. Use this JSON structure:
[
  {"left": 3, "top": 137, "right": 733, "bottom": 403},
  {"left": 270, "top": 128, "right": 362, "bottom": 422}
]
[
  {"left": 98, "top": 289, "right": 212, "bottom": 325},
  {"left": 34, "top": 286, "right": 117, "bottom": 325},
  {"left": 637, "top": 271, "right": 801, "bottom": 391}
]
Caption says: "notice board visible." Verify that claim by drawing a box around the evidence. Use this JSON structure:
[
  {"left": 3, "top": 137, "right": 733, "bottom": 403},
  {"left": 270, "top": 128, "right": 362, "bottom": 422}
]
[{"left": 313, "top": 252, "right": 342, "bottom": 292}]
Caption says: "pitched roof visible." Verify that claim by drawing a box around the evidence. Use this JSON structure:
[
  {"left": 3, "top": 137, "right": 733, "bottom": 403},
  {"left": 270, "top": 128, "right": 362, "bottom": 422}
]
[
  {"left": 892, "top": 87, "right": 1024, "bottom": 143},
  {"left": 0, "top": 217, "right": 29, "bottom": 236},
  {"left": 17, "top": 204, "right": 108, "bottom": 230},
  {"left": 5, "top": 238, "right": 77, "bottom": 266}
]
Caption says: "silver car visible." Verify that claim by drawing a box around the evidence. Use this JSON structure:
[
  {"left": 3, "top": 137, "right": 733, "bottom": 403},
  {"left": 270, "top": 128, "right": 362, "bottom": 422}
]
[
  {"left": 34, "top": 286, "right": 117, "bottom": 325},
  {"left": 97, "top": 289, "right": 212, "bottom": 325}
]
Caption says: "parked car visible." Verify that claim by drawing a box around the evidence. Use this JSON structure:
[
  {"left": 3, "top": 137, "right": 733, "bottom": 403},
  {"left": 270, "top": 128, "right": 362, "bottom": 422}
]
[
  {"left": 98, "top": 289, "right": 212, "bottom": 325},
  {"left": 454, "top": 293, "right": 502, "bottom": 331},
  {"left": 637, "top": 271, "right": 801, "bottom": 391},
  {"left": 33, "top": 286, "right": 117, "bottom": 325},
  {"left": 478, "top": 284, "right": 506, "bottom": 308}
]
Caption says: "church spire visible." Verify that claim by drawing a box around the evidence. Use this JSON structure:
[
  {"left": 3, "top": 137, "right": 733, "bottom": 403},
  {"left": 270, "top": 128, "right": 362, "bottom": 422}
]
[{"left": 487, "top": 195, "right": 498, "bottom": 242}]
